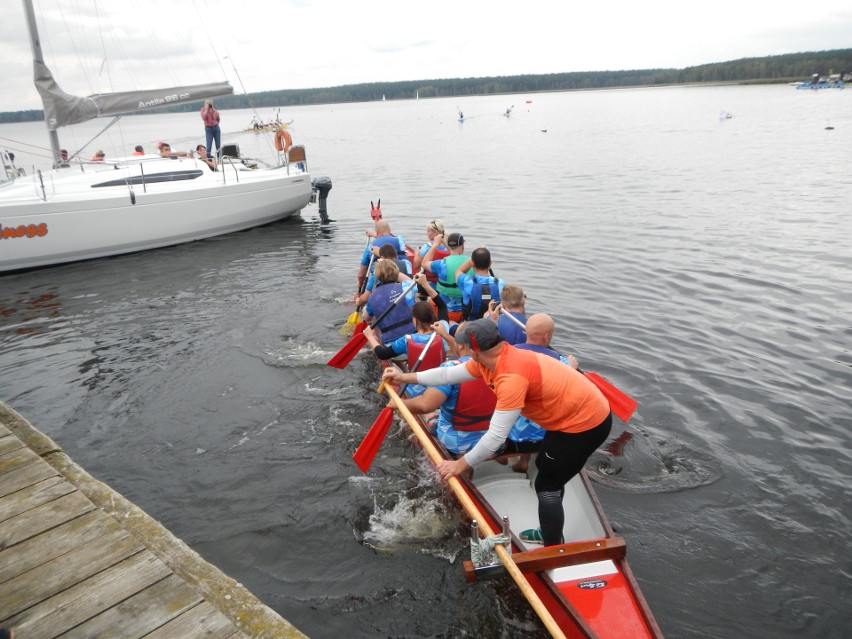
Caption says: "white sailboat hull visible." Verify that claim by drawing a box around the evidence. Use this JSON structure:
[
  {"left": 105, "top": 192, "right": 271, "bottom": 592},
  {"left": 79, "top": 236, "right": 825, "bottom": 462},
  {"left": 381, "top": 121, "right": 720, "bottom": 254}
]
[{"left": 0, "top": 158, "right": 312, "bottom": 272}]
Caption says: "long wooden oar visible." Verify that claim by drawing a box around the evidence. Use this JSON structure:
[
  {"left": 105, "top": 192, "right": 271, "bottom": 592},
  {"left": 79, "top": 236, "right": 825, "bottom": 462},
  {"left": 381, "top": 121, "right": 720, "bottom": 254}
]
[
  {"left": 382, "top": 382, "right": 568, "bottom": 639},
  {"left": 327, "top": 278, "right": 418, "bottom": 369},
  {"left": 500, "top": 308, "right": 637, "bottom": 422},
  {"left": 353, "top": 331, "right": 438, "bottom": 472}
]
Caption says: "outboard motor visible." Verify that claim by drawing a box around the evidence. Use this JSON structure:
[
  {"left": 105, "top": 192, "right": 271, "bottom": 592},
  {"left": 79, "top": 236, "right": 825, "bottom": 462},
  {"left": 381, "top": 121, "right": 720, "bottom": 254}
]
[{"left": 312, "top": 176, "right": 333, "bottom": 223}]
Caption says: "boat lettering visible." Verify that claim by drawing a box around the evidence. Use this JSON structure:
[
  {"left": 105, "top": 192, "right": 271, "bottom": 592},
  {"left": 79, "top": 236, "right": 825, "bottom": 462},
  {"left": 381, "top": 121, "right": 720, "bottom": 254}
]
[
  {"left": 578, "top": 579, "right": 608, "bottom": 590},
  {"left": 0, "top": 223, "right": 48, "bottom": 239},
  {"left": 137, "top": 92, "right": 191, "bottom": 108}
]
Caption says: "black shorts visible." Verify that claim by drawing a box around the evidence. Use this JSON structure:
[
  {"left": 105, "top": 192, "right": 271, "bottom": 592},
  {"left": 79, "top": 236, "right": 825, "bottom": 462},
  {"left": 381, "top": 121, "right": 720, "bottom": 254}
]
[{"left": 534, "top": 412, "right": 612, "bottom": 493}]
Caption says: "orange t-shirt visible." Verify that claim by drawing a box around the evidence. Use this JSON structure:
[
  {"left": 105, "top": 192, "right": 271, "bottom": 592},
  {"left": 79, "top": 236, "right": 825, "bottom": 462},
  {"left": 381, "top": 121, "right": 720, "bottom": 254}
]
[{"left": 464, "top": 344, "right": 610, "bottom": 433}]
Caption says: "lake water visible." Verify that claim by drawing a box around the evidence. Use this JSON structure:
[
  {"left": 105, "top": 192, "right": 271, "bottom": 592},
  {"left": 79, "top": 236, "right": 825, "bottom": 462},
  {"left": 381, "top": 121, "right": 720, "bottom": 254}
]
[{"left": 1, "top": 84, "right": 850, "bottom": 638}]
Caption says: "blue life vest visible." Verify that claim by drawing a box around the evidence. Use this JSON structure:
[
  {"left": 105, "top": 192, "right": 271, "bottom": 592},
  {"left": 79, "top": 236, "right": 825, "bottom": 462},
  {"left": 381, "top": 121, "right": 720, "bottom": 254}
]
[
  {"left": 372, "top": 235, "right": 406, "bottom": 258},
  {"left": 515, "top": 343, "right": 561, "bottom": 360},
  {"left": 463, "top": 275, "right": 501, "bottom": 320},
  {"left": 370, "top": 283, "right": 415, "bottom": 343}
]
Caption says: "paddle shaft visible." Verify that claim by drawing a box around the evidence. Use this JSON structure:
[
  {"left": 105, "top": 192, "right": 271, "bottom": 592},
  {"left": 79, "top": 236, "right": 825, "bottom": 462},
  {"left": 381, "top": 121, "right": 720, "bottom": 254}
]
[
  {"left": 382, "top": 383, "right": 568, "bottom": 639},
  {"left": 395, "top": 331, "right": 438, "bottom": 396}
]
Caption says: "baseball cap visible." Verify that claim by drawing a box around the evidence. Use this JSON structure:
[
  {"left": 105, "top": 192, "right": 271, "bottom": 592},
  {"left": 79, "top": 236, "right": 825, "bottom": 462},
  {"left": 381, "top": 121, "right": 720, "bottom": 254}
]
[
  {"left": 447, "top": 232, "right": 464, "bottom": 248},
  {"left": 455, "top": 319, "right": 502, "bottom": 352},
  {"left": 157, "top": 141, "right": 168, "bottom": 149}
]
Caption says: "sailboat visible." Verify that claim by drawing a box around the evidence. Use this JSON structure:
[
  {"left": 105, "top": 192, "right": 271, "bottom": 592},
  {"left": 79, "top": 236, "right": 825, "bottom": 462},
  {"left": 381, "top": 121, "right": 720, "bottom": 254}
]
[{"left": 0, "top": 0, "right": 314, "bottom": 274}]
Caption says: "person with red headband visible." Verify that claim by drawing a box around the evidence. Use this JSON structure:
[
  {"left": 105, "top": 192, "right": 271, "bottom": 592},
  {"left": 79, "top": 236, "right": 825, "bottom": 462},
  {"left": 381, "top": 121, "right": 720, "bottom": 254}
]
[{"left": 382, "top": 318, "right": 612, "bottom": 546}]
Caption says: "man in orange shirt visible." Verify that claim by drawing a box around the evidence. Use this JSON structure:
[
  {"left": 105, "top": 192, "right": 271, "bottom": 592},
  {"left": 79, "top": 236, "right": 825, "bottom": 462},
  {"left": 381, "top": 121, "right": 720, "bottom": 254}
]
[{"left": 382, "top": 318, "right": 612, "bottom": 546}]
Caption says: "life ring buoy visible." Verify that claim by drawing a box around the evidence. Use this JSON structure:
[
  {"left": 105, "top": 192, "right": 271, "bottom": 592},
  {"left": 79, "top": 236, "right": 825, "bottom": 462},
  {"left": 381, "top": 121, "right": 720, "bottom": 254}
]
[{"left": 274, "top": 128, "right": 292, "bottom": 152}]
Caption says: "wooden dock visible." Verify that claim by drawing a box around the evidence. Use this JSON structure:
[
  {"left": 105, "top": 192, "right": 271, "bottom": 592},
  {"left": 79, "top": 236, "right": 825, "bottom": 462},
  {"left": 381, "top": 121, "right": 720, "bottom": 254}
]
[{"left": 0, "top": 401, "right": 308, "bottom": 639}]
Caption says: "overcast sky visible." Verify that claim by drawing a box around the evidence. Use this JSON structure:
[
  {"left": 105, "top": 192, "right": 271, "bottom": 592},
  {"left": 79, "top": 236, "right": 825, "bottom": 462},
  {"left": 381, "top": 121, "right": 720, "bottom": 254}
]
[{"left": 3, "top": 0, "right": 851, "bottom": 112}]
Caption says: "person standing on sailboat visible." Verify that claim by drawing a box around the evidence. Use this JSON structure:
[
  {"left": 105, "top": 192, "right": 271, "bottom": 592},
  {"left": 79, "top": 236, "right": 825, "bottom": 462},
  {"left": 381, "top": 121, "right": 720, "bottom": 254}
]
[{"left": 200, "top": 100, "right": 221, "bottom": 156}]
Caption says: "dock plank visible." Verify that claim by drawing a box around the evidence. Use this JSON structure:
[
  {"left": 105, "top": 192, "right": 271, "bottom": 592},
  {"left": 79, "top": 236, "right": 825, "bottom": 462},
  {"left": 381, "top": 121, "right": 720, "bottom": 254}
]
[
  {"left": 142, "top": 601, "right": 241, "bottom": 639},
  {"left": 0, "top": 489, "right": 95, "bottom": 549},
  {"left": 0, "top": 475, "right": 74, "bottom": 523},
  {"left": 0, "top": 401, "right": 309, "bottom": 639},
  {"left": 6, "top": 550, "right": 172, "bottom": 637},
  {"left": 0, "top": 432, "right": 25, "bottom": 456},
  {"left": 0, "top": 509, "right": 125, "bottom": 584},
  {"left": 0, "top": 444, "right": 41, "bottom": 475},
  {"left": 66, "top": 573, "right": 204, "bottom": 638},
  {"left": 0, "top": 458, "right": 58, "bottom": 499},
  {"left": 0, "top": 529, "right": 143, "bottom": 620}
]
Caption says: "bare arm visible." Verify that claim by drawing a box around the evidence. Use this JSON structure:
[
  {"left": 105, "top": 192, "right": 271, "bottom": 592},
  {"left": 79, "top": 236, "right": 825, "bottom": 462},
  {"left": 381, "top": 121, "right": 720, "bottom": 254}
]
[
  {"left": 421, "top": 234, "right": 444, "bottom": 272},
  {"left": 403, "top": 387, "right": 447, "bottom": 415}
]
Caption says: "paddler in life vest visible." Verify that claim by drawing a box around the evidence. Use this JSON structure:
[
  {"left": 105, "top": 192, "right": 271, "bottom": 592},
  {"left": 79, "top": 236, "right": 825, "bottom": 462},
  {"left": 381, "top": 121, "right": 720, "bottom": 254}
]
[
  {"left": 413, "top": 219, "right": 450, "bottom": 284},
  {"left": 423, "top": 232, "right": 468, "bottom": 323},
  {"left": 382, "top": 318, "right": 612, "bottom": 546},
  {"left": 364, "top": 272, "right": 449, "bottom": 375},
  {"left": 357, "top": 243, "right": 414, "bottom": 307},
  {"left": 399, "top": 330, "right": 545, "bottom": 460},
  {"left": 457, "top": 247, "right": 505, "bottom": 321},
  {"left": 357, "top": 220, "right": 408, "bottom": 293},
  {"left": 363, "top": 260, "right": 417, "bottom": 347}
]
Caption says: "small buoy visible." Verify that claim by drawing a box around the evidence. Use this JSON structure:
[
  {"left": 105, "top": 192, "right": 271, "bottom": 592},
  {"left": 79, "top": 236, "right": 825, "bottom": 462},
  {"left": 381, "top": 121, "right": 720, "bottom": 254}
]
[
  {"left": 541, "top": 129, "right": 547, "bottom": 133},
  {"left": 825, "top": 126, "right": 835, "bottom": 130}
]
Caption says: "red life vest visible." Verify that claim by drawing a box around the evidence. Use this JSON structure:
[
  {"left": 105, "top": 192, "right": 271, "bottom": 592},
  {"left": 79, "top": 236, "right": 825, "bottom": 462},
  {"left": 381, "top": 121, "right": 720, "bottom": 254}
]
[
  {"left": 406, "top": 334, "right": 446, "bottom": 371},
  {"left": 423, "top": 245, "right": 450, "bottom": 283},
  {"left": 452, "top": 377, "right": 497, "bottom": 431}
]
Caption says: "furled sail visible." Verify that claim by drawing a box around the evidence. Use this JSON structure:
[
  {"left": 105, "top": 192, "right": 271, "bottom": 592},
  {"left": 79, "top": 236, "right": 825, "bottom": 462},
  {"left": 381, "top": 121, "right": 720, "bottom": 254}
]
[{"left": 34, "top": 60, "right": 234, "bottom": 131}]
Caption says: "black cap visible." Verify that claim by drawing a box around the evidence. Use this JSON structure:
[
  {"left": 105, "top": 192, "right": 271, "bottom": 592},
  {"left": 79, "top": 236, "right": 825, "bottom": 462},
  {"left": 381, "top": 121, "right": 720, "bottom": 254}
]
[
  {"left": 447, "top": 232, "right": 464, "bottom": 248},
  {"left": 455, "top": 319, "right": 502, "bottom": 351}
]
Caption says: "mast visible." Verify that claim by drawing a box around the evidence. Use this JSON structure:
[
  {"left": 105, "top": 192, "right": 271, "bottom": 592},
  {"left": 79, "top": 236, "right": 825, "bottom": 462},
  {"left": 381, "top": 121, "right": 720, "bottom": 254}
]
[{"left": 22, "top": 0, "right": 62, "bottom": 165}]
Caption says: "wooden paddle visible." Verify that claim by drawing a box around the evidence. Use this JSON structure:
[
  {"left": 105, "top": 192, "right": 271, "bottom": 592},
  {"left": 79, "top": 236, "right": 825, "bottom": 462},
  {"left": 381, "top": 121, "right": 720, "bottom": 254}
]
[
  {"left": 499, "top": 308, "right": 637, "bottom": 422},
  {"left": 344, "top": 251, "right": 376, "bottom": 331},
  {"left": 327, "top": 278, "right": 418, "bottom": 369},
  {"left": 353, "top": 331, "right": 438, "bottom": 472},
  {"left": 382, "top": 381, "right": 569, "bottom": 639}
]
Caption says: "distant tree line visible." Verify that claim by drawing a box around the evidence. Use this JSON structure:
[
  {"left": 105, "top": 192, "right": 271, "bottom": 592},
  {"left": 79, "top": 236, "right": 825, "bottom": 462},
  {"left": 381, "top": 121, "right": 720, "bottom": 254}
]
[{"left": 3, "top": 48, "right": 851, "bottom": 123}]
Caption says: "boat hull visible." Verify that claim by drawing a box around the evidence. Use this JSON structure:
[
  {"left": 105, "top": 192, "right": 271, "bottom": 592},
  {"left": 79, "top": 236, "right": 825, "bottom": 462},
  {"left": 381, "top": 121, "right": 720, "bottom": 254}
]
[
  {"left": 0, "top": 159, "right": 312, "bottom": 272},
  {"left": 382, "top": 376, "right": 664, "bottom": 638},
  {"left": 461, "top": 459, "right": 662, "bottom": 638}
]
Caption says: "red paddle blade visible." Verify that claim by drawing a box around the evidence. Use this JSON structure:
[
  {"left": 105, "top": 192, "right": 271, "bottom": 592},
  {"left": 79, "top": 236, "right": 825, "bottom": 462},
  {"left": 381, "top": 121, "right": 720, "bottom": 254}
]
[
  {"left": 584, "top": 371, "right": 638, "bottom": 422},
  {"left": 353, "top": 407, "right": 395, "bottom": 472},
  {"left": 353, "top": 321, "right": 366, "bottom": 337},
  {"left": 327, "top": 331, "right": 368, "bottom": 369}
]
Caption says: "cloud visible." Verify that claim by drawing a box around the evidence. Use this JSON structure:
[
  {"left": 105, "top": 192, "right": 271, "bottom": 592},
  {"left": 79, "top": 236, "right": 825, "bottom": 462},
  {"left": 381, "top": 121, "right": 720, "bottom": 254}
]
[{"left": 1, "top": 0, "right": 850, "bottom": 112}]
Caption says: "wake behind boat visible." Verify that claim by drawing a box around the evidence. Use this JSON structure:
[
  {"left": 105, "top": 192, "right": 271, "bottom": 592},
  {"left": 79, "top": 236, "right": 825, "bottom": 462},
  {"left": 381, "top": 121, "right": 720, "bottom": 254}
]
[{"left": 0, "top": 1, "right": 317, "bottom": 274}]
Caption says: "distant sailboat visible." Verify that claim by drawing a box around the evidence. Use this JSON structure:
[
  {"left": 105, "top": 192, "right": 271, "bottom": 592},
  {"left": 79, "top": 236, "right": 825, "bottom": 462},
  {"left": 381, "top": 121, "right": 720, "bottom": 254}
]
[
  {"left": 382, "top": 94, "right": 386, "bottom": 101},
  {"left": 416, "top": 90, "right": 419, "bottom": 100}
]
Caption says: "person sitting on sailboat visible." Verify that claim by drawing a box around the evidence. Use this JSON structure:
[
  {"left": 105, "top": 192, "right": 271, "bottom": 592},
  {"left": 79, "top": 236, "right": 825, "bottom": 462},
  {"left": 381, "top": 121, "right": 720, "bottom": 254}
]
[
  {"left": 195, "top": 145, "right": 217, "bottom": 171},
  {"left": 90, "top": 150, "right": 105, "bottom": 162},
  {"left": 132, "top": 145, "right": 145, "bottom": 156},
  {"left": 157, "top": 142, "right": 191, "bottom": 159}
]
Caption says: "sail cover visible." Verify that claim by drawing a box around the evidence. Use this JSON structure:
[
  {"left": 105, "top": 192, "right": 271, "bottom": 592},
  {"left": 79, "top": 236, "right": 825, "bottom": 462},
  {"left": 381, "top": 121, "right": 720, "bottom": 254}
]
[{"left": 35, "top": 60, "right": 234, "bottom": 130}]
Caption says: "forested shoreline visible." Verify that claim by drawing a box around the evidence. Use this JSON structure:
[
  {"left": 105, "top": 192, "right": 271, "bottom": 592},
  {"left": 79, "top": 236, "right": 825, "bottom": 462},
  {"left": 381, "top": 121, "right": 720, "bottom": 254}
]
[{"left": 3, "top": 48, "right": 850, "bottom": 123}]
